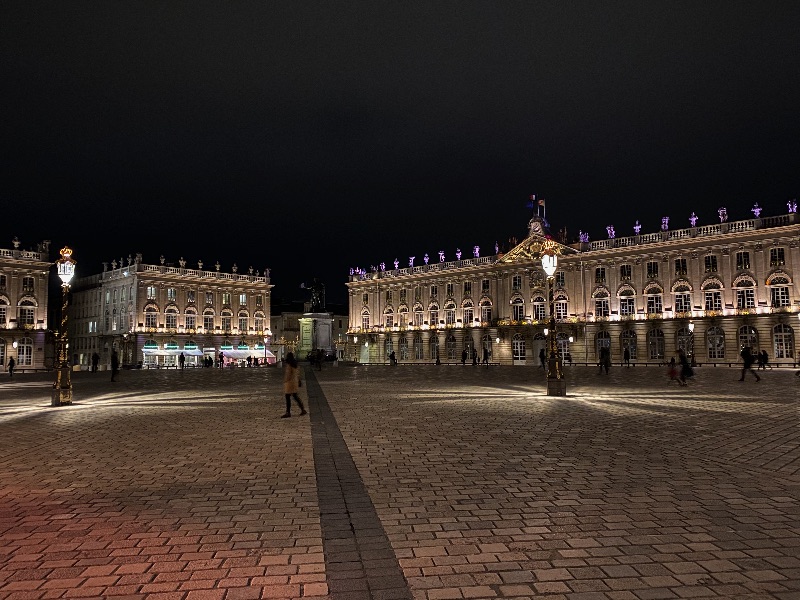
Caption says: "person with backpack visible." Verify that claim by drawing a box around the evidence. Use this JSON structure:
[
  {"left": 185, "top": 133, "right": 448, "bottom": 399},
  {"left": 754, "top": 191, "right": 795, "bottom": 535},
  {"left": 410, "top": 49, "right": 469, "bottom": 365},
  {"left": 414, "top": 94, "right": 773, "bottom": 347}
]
[{"left": 739, "top": 346, "right": 760, "bottom": 382}]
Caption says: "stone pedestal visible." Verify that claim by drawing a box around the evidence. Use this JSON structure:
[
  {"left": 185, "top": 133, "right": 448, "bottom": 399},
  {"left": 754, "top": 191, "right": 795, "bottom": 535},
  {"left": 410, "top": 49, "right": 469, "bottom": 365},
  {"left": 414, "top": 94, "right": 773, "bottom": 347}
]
[{"left": 298, "top": 313, "right": 334, "bottom": 359}]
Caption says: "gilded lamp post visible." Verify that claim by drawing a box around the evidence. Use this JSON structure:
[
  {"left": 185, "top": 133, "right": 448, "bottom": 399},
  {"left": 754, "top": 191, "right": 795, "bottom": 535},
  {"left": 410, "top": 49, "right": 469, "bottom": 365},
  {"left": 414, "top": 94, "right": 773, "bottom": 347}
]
[
  {"left": 541, "top": 241, "right": 566, "bottom": 396},
  {"left": 52, "top": 247, "right": 76, "bottom": 407}
]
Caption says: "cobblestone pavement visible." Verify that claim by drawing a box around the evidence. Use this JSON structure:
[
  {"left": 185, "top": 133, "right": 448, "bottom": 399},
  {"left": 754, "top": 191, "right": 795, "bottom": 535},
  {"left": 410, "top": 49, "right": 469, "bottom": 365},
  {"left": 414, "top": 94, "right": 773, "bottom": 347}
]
[{"left": 0, "top": 365, "right": 798, "bottom": 600}]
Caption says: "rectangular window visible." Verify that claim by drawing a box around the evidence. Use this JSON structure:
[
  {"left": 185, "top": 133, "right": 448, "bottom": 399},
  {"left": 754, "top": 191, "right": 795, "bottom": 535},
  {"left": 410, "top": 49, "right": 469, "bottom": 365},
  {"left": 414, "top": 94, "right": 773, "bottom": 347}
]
[
  {"left": 481, "top": 305, "right": 492, "bottom": 323},
  {"left": 187, "top": 290, "right": 195, "bottom": 303},
  {"left": 167, "top": 288, "right": 176, "bottom": 301},
  {"left": 533, "top": 301, "right": 546, "bottom": 321},
  {"left": 771, "top": 286, "right": 790, "bottom": 307},
  {"left": 23, "top": 276, "right": 35, "bottom": 293},
  {"left": 221, "top": 315, "right": 232, "bottom": 331},
  {"left": 238, "top": 316, "right": 248, "bottom": 331},
  {"left": 222, "top": 293, "right": 231, "bottom": 305},
  {"left": 620, "top": 265, "right": 632, "bottom": 281},
  {"left": 206, "top": 292, "right": 214, "bottom": 305},
  {"left": 0, "top": 304, "right": 6, "bottom": 325},
  {"left": 254, "top": 316, "right": 263, "bottom": 331},
  {"left": 512, "top": 275, "right": 522, "bottom": 290},
  {"left": 674, "top": 258, "right": 687, "bottom": 276},
  {"left": 646, "top": 261, "right": 658, "bottom": 279},
  {"left": 736, "top": 288, "right": 755, "bottom": 309},
  {"left": 414, "top": 287, "right": 421, "bottom": 301},
  {"left": 0, "top": 274, "right": 6, "bottom": 288},
  {"left": 463, "top": 281, "right": 471, "bottom": 296},
  {"left": 704, "top": 255, "right": 718, "bottom": 273},
  {"left": 555, "top": 300, "right": 568, "bottom": 320},
  {"left": 446, "top": 283, "right": 454, "bottom": 297},
  {"left": 647, "top": 294, "right": 663, "bottom": 314},
  {"left": 430, "top": 285, "right": 438, "bottom": 298},
  {"left": 463, "top": 307, "right": 473, "bottom": 324},
  {"left": 674, "top": 293, "right": 691, "bottom": 312},
  {"left": 203, "top": 315, "right": 214, "bottom": 330},
  {"left": 595, "top": 268, "right": 606, "bottom": 284},
  {"left": 619, "top": 297, "right": 635, "bottom": 315},
  {"left": 239, "top": 293, "right": 247, "bottom": 305},
  {"left": 145, "top": 312, "right": 157, "bottom": 328},
  {"left": 185, "top": 314, "right": 196, "bottom": 330},
  {"left": 595, "top": 298, "right": 609, "bottom": 317},
  {"left": 704, "top": 291, "right": 722, "bottom": 311},
  {"left": 166, "top": 312, "right": 177, "bottom": 329},
  {"left": 770, "top": 248, "right": 785, "bottom": 267},
  {"left": 255, "top": 295, "right": 263, "bottom": 306},
  {"left": 386, "top": 290, "right": 392, "bottom": 303},
  {"left": 113, "top": 289, "right": 117, "bottom": 303},
  {"left": 362, "top": 293, "right": 368, "bottom": 304},
  {"left": 413, "top": 311, "right": 423, "bottom": 326},
  {"left": 481, "top": 279, "right": 490, "bottom": 293},
  {"left": 736, "top": 252, "right": 750, "bottom": 271},
  {"left": 429, "top": 310, "right": 439, "bottom": 325},
  {"left": 555, "top": 271, "right": 565, "bottom": 287},
  {"left": 147, "top": 286, "right": 156, "bottom": 300},
  {"left": 399, "top": 289, "right": 407, "bottom": 302},
  {"left": 105, "top": 291, "right": 110, "bottom": 304}
]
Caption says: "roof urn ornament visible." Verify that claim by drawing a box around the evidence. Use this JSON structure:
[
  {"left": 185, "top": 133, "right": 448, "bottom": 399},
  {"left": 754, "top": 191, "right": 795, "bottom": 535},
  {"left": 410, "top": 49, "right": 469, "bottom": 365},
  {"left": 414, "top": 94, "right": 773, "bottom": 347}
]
[
  {"left": 198, "top": 260, "right": 203, "bottom": 270},
  {"left": 633, "top": 220, "right": 641, "bottom": 235},
  {"left": 179, "top": 257, "right": 186, "bottom": 268},
  {"left": 215, "top": 261, "right": 220, "bottom": 271},
  {"left": 689, "top": 212, "right": 698, "bottom": 227},
  {"left": 160, "top": 255, "right": 165, "bottom": 265},
  {"left": 232, "top": 263, "right": 238, "bottom": 273}
]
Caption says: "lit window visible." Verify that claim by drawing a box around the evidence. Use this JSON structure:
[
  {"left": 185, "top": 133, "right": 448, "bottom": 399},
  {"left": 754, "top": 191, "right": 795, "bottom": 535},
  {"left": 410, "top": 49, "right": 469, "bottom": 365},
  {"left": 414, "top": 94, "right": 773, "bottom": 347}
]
[
  {"left": 736, "top": 285, "right": 755, "bottom": 309},
  {"left": 239, "top": 293, "right": 247, "bottom": 305},
  {"left": 222, "top": 293, "right": 231, "bottom": 305},
  {"left": 647, "top": 261, "right": 659, "bottom": 279},
  {"left": 147, "top": 286, "right": 157, "bottom": 300},
  {"left": 167, "top": 288, "right": 176, "bottom": 302},
  {"left": 620, "top": 265, "right": 632, "bottom": 280},
  {"left": 221, "top": 311, "right": 232, "bottom": 331},
  {"left": 446, "top": 283, "right": 454, "bottom": 297},
  {"left": 555, "top": 272, "right": 565, "bottom": 287},
  {"left": 595, "top": 297, "right": 609, "bottom": 317},
  {"left": 736, "top": 252, "right": 750, "bottom": 271},
  {"left": 463, "top": 281, "right": 471, "bottom": 296},
  {"left": 206, "top": 292, "right": 214, "bottom": 305},
  {"left": 704, "top": 291, "right": 722, "bottom": 311},
  {"left": 187, "top": 290, "right": 195, "bottom": 303},
  {"left": 145, "top": 307, "right": 157, "bottom": 328},
  {"left": 203, "top": 310, "right": 214, "bottom": 330},
  {"left": 238, "top": 314, "right": 248, "bottom": 331},
  {"left": 511, "top": 298, "right": 524, "bottom": 321},
  {"left": 704, "top": 255, "right": 718, "bottom": 273},
  {"left": 532, "top": 296, "right": 546, "bottom": 320},
  {"left": 185, "top": 313, "right": 196, "bottom": 330},
  {"left": 674, "top": 292, "right": 691, "bottom": 313},
  {"left": 165, "top": 307, "right": 178, "bottom": 329},
  {"left": 771, "top": 285, "right": 790, "bottom": 307},
  {"left": 555, "top": 298, "right": 568, "bottom": 319},
  {"left": 17, "top": 301, "right": 35, "bottom": 326},
  {"left": 22, "top": 276, "right": 34, "bottom": 293},
  {"left": 770, "top": 248, "right": 785, "bottom": 267},
  {"left": 619, "top": 296, "right": 635, "bottom": 316}
]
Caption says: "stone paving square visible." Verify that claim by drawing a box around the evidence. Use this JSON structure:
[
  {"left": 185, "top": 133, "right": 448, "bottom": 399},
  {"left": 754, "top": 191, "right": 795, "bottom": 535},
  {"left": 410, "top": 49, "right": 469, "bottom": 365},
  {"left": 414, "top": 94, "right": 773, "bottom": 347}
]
[{"left": 0, "top": 364, "right": 798, "bottom": 599}]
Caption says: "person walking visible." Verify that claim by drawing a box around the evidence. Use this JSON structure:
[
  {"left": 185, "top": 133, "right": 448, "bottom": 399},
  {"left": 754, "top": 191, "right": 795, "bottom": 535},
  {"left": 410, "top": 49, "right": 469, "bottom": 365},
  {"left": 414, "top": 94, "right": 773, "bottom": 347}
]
[
  {"left": 759, "top": 349, "right": 769, "bottom": 370},
  {"left": 7, "top": 356, "right": 15, "bottom": 378},
  {"left": 677, "top": 349, "right": 693, "bottom": 386},
  {"left": 91, "top": 352, "right": 100, "bottom": 373},
  {"left": 623, "top": 347, "right": 631, "bottom": 368},
  {"left": 539, "top": 347, "right": 546, "bottom": 369},
  {"left": 461, "top": 348, "right": 468, "bottom": 365},
  {"left": 482, "top": 346, "right": 489, "bottom": 365},
  {"left": 281, "top": 352, "right": 306, "bottom": 418},
  {"left": 110, "top": 349, "right": 120, "bottom": 382},
  {"left": 739, "top": 346, "right": 760, "bottom": 382},
  {"left": 599, "top": 346, "right": 610, "bottom": 374},
  {"left": 389, "top": 350, "right": 397, "bottom": 366},
  {"left": 179, "top": 352, "right": 186, "bottom": 370},
  {"left": 472, "top": 348, "right": 478, "bottom": 365}
]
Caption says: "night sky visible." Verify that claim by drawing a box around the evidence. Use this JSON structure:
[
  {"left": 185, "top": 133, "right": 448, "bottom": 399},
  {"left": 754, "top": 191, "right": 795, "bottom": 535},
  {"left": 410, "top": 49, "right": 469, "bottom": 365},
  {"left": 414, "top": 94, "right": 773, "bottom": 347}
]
[{"left": 3, "top": 2, "right": 800, "bottom": 304}]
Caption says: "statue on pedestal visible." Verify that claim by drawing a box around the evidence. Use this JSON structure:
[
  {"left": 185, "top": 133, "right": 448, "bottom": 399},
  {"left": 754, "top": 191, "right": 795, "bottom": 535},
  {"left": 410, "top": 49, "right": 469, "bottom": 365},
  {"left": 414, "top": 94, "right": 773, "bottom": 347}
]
[{"left": 302, "top": 278, "right": 326, "bottom": 313}]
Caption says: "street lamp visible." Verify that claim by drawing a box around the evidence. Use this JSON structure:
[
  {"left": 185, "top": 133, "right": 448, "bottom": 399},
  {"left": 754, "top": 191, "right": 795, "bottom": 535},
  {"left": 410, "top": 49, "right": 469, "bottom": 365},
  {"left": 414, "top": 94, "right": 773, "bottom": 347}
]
[
  {"left": 52, "top": 247, "right": 76, "bottom": 406},
  {"left": 541, "top": 243, "right": 566, "bottom": 396}
]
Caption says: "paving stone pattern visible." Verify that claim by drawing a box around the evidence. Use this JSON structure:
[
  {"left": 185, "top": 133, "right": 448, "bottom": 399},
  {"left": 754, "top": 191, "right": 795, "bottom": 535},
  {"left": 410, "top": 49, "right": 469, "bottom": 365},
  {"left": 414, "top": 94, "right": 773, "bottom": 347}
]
[{"left": 0, "top": 365, "right": 798, "bottom": 599}]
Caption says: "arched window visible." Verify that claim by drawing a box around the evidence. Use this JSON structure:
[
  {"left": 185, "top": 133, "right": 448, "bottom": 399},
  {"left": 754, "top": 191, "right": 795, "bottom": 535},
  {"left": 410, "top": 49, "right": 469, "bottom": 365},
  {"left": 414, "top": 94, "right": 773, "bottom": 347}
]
[
  {"left": 738, "top": 326, "right": 757, "bottom": 351},
  {"left": 768, "top": 275, "right": 791, "bottom": 308},
  {"left": 554, "top": 293, "right": 568, "bottom": 320},
  {"left": 361, "top": 308, "right": 370, "bottom": 330},
  {"left": 446, "top": 334, "right": 457, "bottom": 359},
  {"left": 532, "top": 295, "right": 546, "bottom": 321},
  {"left": 429, "top": 335, "right": 439, "bottom": 360},
  {"left": 481, "top": 334, "right": 493, "bottom": 362},
  {"left": 220, "top": 309, "right": 233, "bottom": 332},
  {"left": 0, "top": 297, "right": 7, "bottom": 326},
  {"left": 593, "top": 288, "right": 610, "bottom": 318},
  {"left": 17, "top": 300, "right": 35, "bottom": 327},
  {"left": 112, "top": 308, "right": 118, "bottom": 331},
  {"left": 185, "top": 307, "right": 197, "bottom": 331},
  {"left": 618, "top": 286, "right": 636, "bottom": 316},
  {"left": 165, "top": 306, "right": 179, "bottom": 330},
  {"left": 621, "top": 330, "right": 637, "bottom": 359},
  {"left": 398, "top": 305, "right": 409, "bottom": 327},
  {"left": 413, "top": 334, "right": 424, "bottom": 360},
  {"left": 480, "top": 299, "right": 492, "bottom": 324},
  {"left": 203, "top": 308, "right": 215, "bottom": 331},
  {"left": 647, "top": 329, "right": 665, "bottom": 360},
  {"left": 429, "top": 302, "right": 439, "bottom": 327},
  {"left": 0, "top": 338, "right": 5, "bottom": 371},
  {"left": 238, "top": 310, "right": 249, "bottom": 332},
  {"left": 252, "top": 310, "right": 264, "bottom": 333},
  {"left": 773, "top": 324, "right": 795, "bottom": 359},
  {"left": 398, "top": 336, "right": 409, "bottom": 360},
  {"left": 673, "top": 283, "right": 692, "bottom": 314},
  {"left": 444, "top": 301, "right": 457, "bottom": 325},
  {"left": 706, "top": 326, "right": 725, "bottom": 359},
  {"left": 144, "top": 306, "right": 158, "bottom": 329},
  {"left": 461, "top": 300, "right": 474, "bottom": 326},
  {"left": 676, "top": 327, "right": 693, "bottom": 357},
  {"left": 735, "top": 279, "right": 756, "bottom": 309},
  {"left": 556, "top": 332, "right": 570, "bottom": 359},
  {"left": 510, "top": 296, "right": 524, "bottom": 321},
  {"left": 596, "top": 331, "right": 611, "bottom": 359},
  {"left": 384, "top": 306, "right": 394, "bottom": 328},
  {"left": 702, "top": 280, "right": 723, "bottom": 312},
  {"left": 645, "top": 285, "right": 663, "bottom": 315},
  {"left": 17, "top": 336, "right": 33, "bottom": 366},
  {"left": 413, "top": 302, "right": 424, "bottom": 327},
  {"left": 384, "top": 337, "right": 393, "bottom": 359},
  {"left": 512, "top": 333, "right": 526, "bottom": 363}
]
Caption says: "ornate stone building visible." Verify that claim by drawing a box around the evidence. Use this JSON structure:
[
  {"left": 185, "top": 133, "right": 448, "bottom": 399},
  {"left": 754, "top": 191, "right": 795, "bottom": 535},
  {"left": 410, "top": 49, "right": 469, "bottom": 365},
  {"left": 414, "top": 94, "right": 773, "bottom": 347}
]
[
  {"left": 346, "top": 208, "right": 799, "bottom": 367},
  {"left": 70, "top": 255, "right": 273, "bottom": 368},
  {"left": 0, "top": 238, "right": 52, "bottom": 372}
]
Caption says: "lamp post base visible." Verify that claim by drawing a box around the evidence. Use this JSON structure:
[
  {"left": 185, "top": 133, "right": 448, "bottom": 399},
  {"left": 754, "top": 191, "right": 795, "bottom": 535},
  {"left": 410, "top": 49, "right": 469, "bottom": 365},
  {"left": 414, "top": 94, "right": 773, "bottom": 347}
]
[
  {"left": 51, "top": 366, "right": 72, "bottom": 407},
  {"left": 546, "top": 378, "right": 567, "bottom": 396}
]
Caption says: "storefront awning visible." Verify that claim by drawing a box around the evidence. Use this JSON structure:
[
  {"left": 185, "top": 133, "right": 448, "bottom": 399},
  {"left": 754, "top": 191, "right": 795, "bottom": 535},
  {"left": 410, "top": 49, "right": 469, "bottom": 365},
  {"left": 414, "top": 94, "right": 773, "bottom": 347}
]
[
  {"left": 142, "top": 348, "right": 204, "bottom": 357},
  {"left": 219, "top": 349, "right": 275, "bottom": 359}
]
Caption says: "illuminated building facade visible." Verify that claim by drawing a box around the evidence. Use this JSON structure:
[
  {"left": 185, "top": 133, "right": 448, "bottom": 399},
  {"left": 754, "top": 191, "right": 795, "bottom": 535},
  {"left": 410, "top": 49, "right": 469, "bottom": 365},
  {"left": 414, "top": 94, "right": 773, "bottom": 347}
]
[
  {"left": 70, "top": 255, "right": 273, "bottom": 368},
  {"left": 0, "top": 238, "right": 52, "bottom": 372},
  {"left": 346, "top": 208, "right": 799, "bottom": 366}
]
